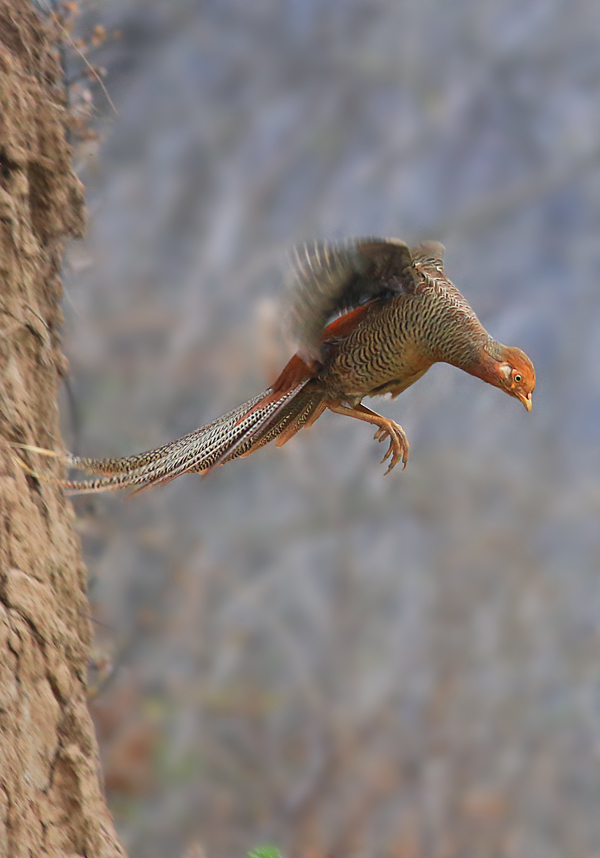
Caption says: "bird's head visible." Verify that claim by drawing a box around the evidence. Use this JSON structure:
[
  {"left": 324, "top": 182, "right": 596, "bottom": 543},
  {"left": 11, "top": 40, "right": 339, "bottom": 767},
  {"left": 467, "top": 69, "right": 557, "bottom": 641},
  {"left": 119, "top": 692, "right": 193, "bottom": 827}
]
[{"left": 494, "top": 346, "right": 535, "bottom": 411}]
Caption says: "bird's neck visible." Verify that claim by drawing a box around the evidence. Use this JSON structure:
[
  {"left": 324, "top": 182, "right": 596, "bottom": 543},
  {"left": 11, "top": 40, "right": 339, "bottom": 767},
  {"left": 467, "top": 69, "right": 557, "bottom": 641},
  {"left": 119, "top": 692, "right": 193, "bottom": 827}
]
[{"left": 459, "top": 337, "right": 505, "bottom": 387}]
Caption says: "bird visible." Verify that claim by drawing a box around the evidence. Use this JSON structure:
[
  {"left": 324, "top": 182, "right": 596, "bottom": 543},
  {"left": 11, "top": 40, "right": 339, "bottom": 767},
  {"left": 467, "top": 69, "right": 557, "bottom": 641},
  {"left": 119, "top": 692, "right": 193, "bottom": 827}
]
[{"left": 18, "top": 238, "right": 535, "bottom": 493}]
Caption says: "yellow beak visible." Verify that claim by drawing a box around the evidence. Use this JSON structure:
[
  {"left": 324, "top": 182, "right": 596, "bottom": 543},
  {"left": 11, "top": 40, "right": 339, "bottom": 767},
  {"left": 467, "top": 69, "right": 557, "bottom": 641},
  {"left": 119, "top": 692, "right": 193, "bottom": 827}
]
[{"left": 519, "top": 392, "right": 533, "bottom": 412}]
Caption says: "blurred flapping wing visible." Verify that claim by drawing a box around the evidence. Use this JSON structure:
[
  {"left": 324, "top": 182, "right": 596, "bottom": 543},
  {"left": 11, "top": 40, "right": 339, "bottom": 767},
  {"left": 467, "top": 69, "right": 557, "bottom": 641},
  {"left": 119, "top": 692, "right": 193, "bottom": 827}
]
[{"left": 286, "top": 238, "right": 422, "bottom": 359}]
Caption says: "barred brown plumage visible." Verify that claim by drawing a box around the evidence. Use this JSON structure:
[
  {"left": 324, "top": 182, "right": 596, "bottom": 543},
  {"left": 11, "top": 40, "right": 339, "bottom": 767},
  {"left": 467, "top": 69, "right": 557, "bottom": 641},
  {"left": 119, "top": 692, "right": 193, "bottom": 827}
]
[{"left": 14, "top": 237, "right": 535, "bottom": 492}]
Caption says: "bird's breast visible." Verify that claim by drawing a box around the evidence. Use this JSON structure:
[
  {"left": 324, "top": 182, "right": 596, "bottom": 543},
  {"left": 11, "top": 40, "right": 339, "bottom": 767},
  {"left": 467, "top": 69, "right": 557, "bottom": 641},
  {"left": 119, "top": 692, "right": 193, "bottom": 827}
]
[{"left": 319, "top": 299, "right": 433, "bottom": 400}]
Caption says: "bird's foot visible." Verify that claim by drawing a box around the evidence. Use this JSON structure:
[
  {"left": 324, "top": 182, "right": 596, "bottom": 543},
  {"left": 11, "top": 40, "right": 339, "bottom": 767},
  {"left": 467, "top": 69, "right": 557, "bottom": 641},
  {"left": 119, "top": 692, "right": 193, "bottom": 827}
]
[
  {"left": 325, "top": 401, "right": 409, "bottom": 476},
  {"left": 373, "top": 421, "right": 409, "bottom": 474}
]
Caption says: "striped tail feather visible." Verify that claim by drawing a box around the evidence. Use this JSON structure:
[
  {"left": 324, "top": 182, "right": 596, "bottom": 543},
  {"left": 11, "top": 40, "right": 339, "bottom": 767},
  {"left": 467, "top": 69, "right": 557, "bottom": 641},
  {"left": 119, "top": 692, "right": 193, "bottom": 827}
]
[
  {"left": 63, "top": 389, "right": 274, "bottom": 476},
  {"left": 54, "top": 380, "right": 324, "bottom": 493}
]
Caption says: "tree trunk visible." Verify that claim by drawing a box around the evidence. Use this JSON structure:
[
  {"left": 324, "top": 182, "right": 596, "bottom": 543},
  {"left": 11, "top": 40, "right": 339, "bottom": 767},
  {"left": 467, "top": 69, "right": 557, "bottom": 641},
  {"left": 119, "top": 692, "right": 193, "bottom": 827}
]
[{"left": 0, "top": 4, "right": 126, "bottom": 856}]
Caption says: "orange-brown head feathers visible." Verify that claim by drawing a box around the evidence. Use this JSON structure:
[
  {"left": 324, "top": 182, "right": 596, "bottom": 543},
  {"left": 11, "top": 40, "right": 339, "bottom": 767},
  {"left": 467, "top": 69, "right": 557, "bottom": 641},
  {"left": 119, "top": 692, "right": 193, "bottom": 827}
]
[
  {"left": 466, "top": 343, "right": 535, "bottom": 411},
  {"left": 490, "top": 345, "right": 535, "bottom": 411}
]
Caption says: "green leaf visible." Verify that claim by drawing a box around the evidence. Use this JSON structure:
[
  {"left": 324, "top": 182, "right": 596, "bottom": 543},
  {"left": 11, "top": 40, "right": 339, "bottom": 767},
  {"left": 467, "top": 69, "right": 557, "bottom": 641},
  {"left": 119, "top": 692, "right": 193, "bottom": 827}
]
[{"left": 248, "top": 846, "right": 283, "bottom": 858}]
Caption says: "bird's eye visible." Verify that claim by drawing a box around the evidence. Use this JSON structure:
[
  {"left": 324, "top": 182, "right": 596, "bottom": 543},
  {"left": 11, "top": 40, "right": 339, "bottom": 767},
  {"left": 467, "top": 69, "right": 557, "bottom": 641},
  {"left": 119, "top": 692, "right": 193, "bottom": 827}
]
[{"left": 514, "top": 374, "right": 522, "bottom": 383}]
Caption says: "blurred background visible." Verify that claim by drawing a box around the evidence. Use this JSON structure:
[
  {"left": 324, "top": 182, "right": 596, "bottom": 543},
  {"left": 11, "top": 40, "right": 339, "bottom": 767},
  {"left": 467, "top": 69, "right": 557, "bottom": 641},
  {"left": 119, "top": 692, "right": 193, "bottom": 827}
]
[{"left": 55, "top": 0, "right": 600, "bottom": 856}]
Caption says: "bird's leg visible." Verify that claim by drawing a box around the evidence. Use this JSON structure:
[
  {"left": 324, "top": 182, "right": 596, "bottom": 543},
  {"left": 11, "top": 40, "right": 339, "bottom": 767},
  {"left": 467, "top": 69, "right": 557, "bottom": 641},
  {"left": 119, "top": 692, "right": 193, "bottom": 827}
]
[{"left": 326, "top": 401, "right": 409, "bottom": 473}]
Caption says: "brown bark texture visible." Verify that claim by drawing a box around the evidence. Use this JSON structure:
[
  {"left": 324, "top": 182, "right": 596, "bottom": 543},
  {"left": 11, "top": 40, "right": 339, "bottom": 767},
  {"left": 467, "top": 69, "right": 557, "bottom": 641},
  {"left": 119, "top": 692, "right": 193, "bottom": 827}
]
[{"left": 0, "top": 4, "right": 126, "bottom": 857}]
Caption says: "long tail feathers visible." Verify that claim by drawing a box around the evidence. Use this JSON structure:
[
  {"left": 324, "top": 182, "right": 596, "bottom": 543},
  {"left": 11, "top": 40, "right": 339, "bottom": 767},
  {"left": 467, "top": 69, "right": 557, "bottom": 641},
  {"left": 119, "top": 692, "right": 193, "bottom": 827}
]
[{"left": 13, "top": 381, "right": 324, "bottom": 494}]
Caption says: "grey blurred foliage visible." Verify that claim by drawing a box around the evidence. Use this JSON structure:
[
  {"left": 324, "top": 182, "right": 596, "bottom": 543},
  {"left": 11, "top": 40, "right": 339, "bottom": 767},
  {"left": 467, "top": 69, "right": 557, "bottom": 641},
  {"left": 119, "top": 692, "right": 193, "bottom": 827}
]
[{"left": 58, "top": 0, "right": 600, "bottom": 856}]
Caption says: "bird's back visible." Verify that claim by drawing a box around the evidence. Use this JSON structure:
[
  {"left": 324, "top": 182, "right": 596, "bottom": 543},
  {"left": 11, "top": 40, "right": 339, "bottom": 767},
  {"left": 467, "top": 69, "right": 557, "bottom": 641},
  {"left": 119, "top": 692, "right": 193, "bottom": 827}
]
[{"left": 317, "top": 262, "right": 491, "bottom": 402}]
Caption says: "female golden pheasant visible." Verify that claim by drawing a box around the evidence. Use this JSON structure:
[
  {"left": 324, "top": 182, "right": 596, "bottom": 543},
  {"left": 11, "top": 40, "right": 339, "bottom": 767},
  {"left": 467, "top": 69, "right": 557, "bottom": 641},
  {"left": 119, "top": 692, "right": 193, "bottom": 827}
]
[{"left": 33, "top": 238, "right": 535, "bottom": 492}]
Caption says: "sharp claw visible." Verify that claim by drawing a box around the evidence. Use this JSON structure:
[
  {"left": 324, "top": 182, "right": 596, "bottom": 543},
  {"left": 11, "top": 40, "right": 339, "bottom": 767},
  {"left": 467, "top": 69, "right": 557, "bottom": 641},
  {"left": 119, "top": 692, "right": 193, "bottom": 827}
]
[
  {"left": 386, "top": 458, "right": 399, "bottom": 475},
  {"left": 372, "top": 420, "right": 409, "bottom": 474}
]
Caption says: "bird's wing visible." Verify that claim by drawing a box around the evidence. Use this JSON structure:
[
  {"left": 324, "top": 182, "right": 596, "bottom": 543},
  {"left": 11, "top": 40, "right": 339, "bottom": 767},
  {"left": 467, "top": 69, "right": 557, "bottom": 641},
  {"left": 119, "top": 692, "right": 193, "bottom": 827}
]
[
  {"left": 410, "top": 240, "right": 446, "bottom": 274},
  {"left": 286, "top": 238, "right": 422, "bottom": 359}
]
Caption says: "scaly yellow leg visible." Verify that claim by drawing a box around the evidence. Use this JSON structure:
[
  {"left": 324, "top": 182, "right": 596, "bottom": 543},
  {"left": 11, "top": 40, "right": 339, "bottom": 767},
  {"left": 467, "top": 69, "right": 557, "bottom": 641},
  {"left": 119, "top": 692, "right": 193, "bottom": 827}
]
[{"left": 326, "top": 401, "right": 409, "bottom": 473}]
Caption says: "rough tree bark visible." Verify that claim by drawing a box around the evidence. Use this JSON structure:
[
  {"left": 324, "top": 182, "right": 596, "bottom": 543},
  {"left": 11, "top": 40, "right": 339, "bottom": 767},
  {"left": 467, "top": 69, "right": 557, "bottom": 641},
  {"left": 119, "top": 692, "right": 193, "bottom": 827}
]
[{"left": 0, "top": 3, "right": 126, "bottom": 856}]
